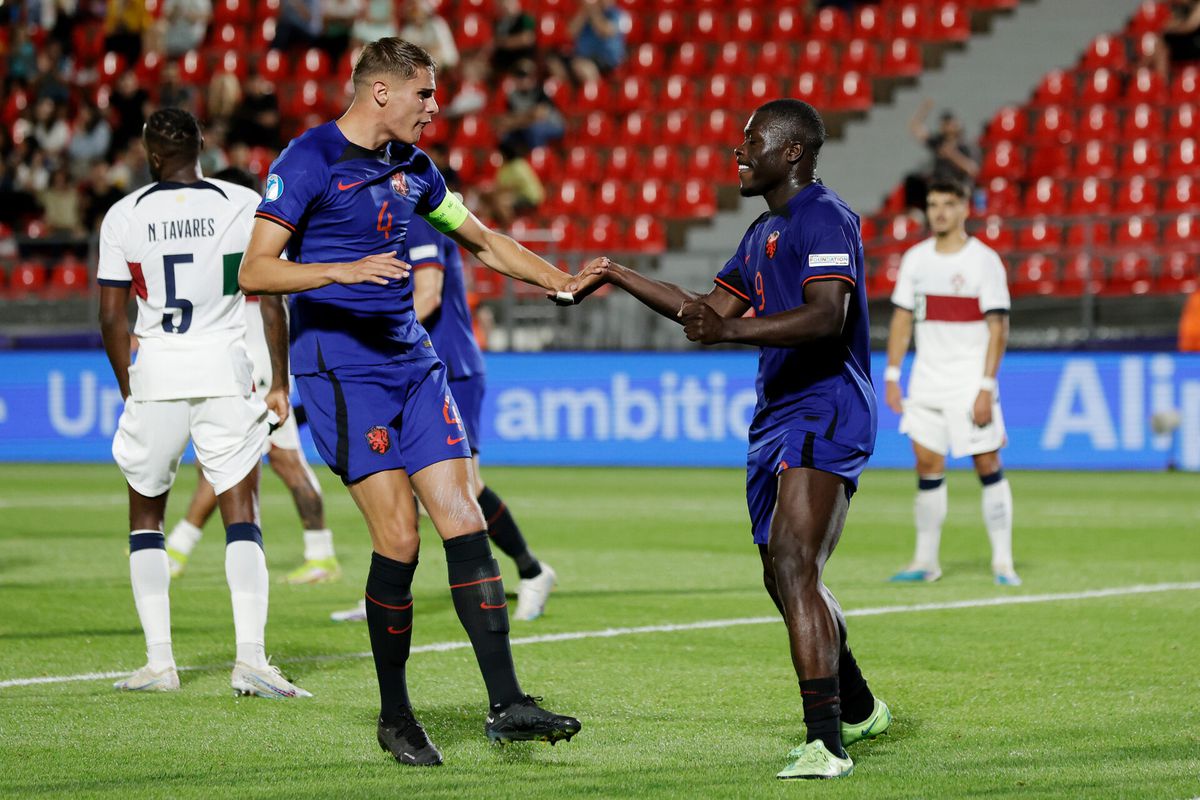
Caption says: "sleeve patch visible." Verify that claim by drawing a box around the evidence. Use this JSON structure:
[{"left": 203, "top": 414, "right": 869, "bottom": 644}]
[
  {"left": 408, "top": 244, "right": 439, "bottom": 262},
  {"left": 423, "top": 192, "right": 469, "bottom": 233},
  {"left": 808, "top": 253, "right": 850, "bottom": 267}
]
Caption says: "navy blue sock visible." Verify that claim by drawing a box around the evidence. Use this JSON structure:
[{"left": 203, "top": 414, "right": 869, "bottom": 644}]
[
  {"left": 801, "top": 676, "right": 845, "bottom": 757},
  {"left": 366, "top": 552, "right": 417, "bottom": 723}
]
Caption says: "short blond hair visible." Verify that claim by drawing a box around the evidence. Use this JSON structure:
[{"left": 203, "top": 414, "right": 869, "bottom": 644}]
[{"left": 352, "top": 38, "right": 436, "bottom": 87}]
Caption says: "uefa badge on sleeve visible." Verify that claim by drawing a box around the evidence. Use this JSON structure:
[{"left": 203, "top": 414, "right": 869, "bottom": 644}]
[{"left": 264, "top": 174, "right": 283, "bottom": 202}]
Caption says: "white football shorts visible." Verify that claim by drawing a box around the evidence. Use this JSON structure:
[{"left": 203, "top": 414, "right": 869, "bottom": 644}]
[
  {"left": 113, "top": 394, "right": 269, "bottom": 496},
  {"left": 244, "top": 300, "right": 301, "bottom": 452},
  {"left": 899, "top": 398, "right": 1007, "bottom": 459}
]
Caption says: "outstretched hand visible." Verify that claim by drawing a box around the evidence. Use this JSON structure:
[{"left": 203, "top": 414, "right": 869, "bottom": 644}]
[
  {"left": 265, "top": 385, "right": 290, "bottom": 431},
  {"left": 338, "top": 251, "right": 411, "bottom": 286},
  {"left": 550, "top": 256, "right": 612, "bottom": 305},
  {"left": 678, "top": 299, "right": 725, "bottom": 344}
]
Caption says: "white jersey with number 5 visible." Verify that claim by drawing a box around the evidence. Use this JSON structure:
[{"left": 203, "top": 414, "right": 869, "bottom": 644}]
[
  {"left": 891, "top": 236, "right": 1010, "bottom": 406},
  {"left": 98, "top": 178, "right": 262, "bottom": 401}
]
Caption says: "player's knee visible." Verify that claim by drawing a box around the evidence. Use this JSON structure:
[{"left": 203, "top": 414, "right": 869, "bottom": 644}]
[
  {"left": 766, "top": 537, "right": 821, "bottom": 588},
  {"left": 974, "top": 451, "right": 1002, "bottom": 477}
]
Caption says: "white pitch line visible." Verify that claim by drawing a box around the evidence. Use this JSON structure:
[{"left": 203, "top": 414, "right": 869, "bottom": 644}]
[{"left": 3, "top": 581, "right": 1197, "bottom": 690}]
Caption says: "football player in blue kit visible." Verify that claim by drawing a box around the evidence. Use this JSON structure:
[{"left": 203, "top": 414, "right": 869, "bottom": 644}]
[
  {"left": 570, "top": 99, "right": 891, "bottom": 780},
  {"left": 238, "top": 38, "right": 594, "bottom": 765}
]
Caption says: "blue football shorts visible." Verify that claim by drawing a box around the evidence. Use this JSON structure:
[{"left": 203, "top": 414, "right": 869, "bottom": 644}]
[{"left": 448, "top": 374, "right": 485, "bottom": 455}]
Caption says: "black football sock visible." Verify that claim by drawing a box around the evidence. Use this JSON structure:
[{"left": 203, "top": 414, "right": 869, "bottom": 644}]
[
  {"left": 477, "top": 486, "right": 541, "bottom": 579},
  {"left": 365, "top": 552, "right": 416, "bottom": 724},
  {"left": 835, "top": 617, "right": 876, "bottom": 725},
  {"left": 800, "top": 676, "right": 846, "bottom": 758},
  {"left": 445, "top": 531, "right": 523, "bottom": 707}
]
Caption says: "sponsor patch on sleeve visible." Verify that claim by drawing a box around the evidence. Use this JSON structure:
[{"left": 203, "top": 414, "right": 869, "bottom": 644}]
[
  {"left": 808, "top": 253, "right": 850, "bottom": 267},
  {"left": 408, "top": 244, "right": 439, "bottom": 261}
]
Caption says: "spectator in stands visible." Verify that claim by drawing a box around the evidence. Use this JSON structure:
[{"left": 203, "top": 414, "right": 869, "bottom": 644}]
[
  {"left": 351, "top": 0, "right": 400, "bottom": 48},
  {"left": 108, "top": 71, "right": 151, "bottom": 156},
  {"left": 492, "top": 0, "right": 538, "bottom": 76},
  {"left": 425, "top": 141, "right": 462, "bottom": 190},
  {"left": 7, "top": 27, "right": 38, "bottom": 89},
  {"left": 400, "top": 0, "right": 459, "bottom": 70},
  {"left": 1146, "top": 0, "right": 1200, "bottom": 76},
  {"left": 565, "top": 0, "right": 627, "bottom": 82},
  {"left": 320, "top": 0, "right": 362, "bottom": 60},
  {"left": 227, "top": 70, "right": 282, "bottom": 150},
  {"left": 206, "top": 69, "right": 243, "bottom": 126},
  {"left": 38, "top": 166, "right": 84, "bottom": 236},
  {"left": 158, "top": 61, "right": 199, "bottom": 115},
  {"left": 32, "top": 98, "right": 71, "bottom": 159},
  {"left": 106, "top": 138, "right": 151, "bottom": 191},
  {"left": 32, "top": 48, "right": 71, "bottom": 106},
  {"left": 13, "top": 139, "right": 51, "bottom": 195},
  {"left": 479, "top": 140, "right": 545, "bottom": 226},
  {"left": 83, "top": 161, "right": 125, "bottom": 232},
  {"left": 199, "top": 121, "right": 232, "bottom": 176},
  {"left": 904, "top": 99, "right": 979, "bottom": 213},
  {"left": 160, "top": 0, "right": 212, "bottom": 58},
  {"left": 68, "top": 103, "right": 113, "bottom": 178},
  {"left": 274, "top": 0, "right": 323, "bottom": 52},
  {"left": 497, "top": 59, "right": 565, "bottom": 151},
  {"left": 444, "top": 53, "right": 491, "bottom": 118},
  {"left": 103, "top": 0, "right": 152, "bottom": 64}
]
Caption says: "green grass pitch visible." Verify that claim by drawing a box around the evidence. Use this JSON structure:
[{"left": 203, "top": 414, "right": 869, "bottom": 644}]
[{"left": 1, "top": 464, "right": 1198, "bottom": 799}]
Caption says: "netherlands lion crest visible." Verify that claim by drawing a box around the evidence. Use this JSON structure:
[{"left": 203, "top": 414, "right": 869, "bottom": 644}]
[
  {"left": 765, "top": 230, "right": 780, "bottom": 259},
  {"left": 390, "top": 172, "right": 408, "bottom": 196},
  {"left": 365, "top": 426, "right": 391, "bottom": 454}
]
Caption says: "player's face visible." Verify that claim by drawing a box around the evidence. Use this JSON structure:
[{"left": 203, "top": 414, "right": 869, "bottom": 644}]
[
  {"left": 383, "top": 68, "right": 439, "bottom": 145},
  {"left": 734, "top": 114, "right": 785, "bottom": 198},
  {"left": 926, "top": 190, "right": 967, "bottom": 235}
]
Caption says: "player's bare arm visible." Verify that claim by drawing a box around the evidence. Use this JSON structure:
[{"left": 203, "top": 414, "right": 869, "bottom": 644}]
[
  {"left": 443, "top": 212, "right": 594, "bottom": 295},
  {"left": 412, "top": 263, "right": 445, "bottom": 323},
  {"left": 575, "top": 259, "right": 749, "bottom": 320},
  {"left": 99, "top": 284, "right": 133, "bottom": 400},
  {"left": 974, "top": 310, "right": 1009, "bottom": 427},
  {"left": 259, "top": 295, "right": 291, "bottom": 426},
  {"left": 684, "top": 279, "right": 852, "bottom": 347},
  {"left": 239, "top": 219, "right": 411, "bottom": 295},
  {"left": 884, "top": 306, "right": 914, "bottom": 414}
]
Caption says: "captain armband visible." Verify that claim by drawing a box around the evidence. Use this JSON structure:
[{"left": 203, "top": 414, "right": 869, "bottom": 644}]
[{"left": 423, "top": 192, "right": 469, "bottom": 234}]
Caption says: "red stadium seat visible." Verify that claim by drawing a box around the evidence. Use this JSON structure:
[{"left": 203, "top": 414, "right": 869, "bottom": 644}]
[
  {"left": 1078, "top": 104, "right": 1118, "bottom": 142},
  {"left": 296, "top": 48, "right": 331, "bottom": 79},
  {"left": 1113, "top": 216, "right": 1159, "bottom": 249},
  {"left": 1011, "top": 254, "right": 1058, "bottom": 297},
  {"left": 659, "top": 74, "right": 695, "bottom": 107},
  {"left": 541, "top": 76, "right": 572, "bottom": 108},
  {"left": 1067, "top": 178, "right": 1114, "bottom": 215},
  {"left": 1079, "top": 33, "right": 1127, "bottom": 72},
  {"left": 1114, "top": 177, "right": 1159, "bottom": 215},
  {"left": 1024, "top": 176, "right": 1065, "bottom": 215},
  {"left": 1164, "top": 175, "right": 1199, "bottom": 211},
  {"left": 775, "top": 7, "right": 804, "bottom": 38},
  {"left": 810, "top": 6, "right": 849, "bottom": 39},
  {"left": 746, "top": 73, "right": 779, "bottom": 108},
  {"left": 671, "top": 42, "right": 706, "bottom": 77},
  {"left": 627, "top": 214, "right": 666, "bottom": 254},
  {"left": 881, "top": 37, "right": 922, "bottom": 77},
  {"left": 978, "top": 141, "right": 1023, "bottom": 181},
  {"left": 614, "top": 75, "right": 652, "bottom": 113},
  {"left": 1122, "top": 104, "right": 1162, "bottom": 141},
  {"left": 732, "top": 8, "right": 764, "bottom": 39},
  {"left": 213, "top": 50, "right": 248, "bottom": 80},
  {"left": 982, "top": 106, "right": 1027, "bottom": 146},
  {"left": 1156, "top": 252, "right": 1199, "bottom": 293},
  {"left": 99, "top": 52, "right": 126, "bottom": 85},
  {"left": 213, "top": 23, "right": 247, "bottom": 51},
  {"left": 564, "top": 146, "right": 601, "bottom": 182},
  {"left": 1119, "top": 139, "right": 1163, "bottom": 178},
  {"left": 213, "top": 0, "right": 252, "bottom": 24},
  {"left": 452, "top": 114, "right": 495, "bottom": 149},
  {"left": 576, "top": 79, "right": 612, "bottom": 112},
  {"left": 1168, "top": 103, "right": 1197, "bottom": 142},
  {"left": 882, "top": 214, "right": 923, "bottom": 245},
  {"left": 700, "top": 110, "right": 741, "bottom": 146},
  {"left": 544, "top": 181, "right": 585, "bottom": 217},
  {"left": 620, "top": 111, "right": 655, "bottom": 148},
  {"left": 868, "top": 252, "right": 902, "bottom": 298},
  {"left": 1059, "top": 253, "right": 1105, "bottom": 295},
  {"left": 930, "top": 1, "right": 970, "bottom": 42},
  {"left": 1027, "top": 145, "right": 1071, "bottom": 179},
  {"left": 606, "top": 145, "right": 641, "bottom": 181},
  {"left": 789, "top": 72, "right": 829, "bottom": 108},
  {"left": 1074, "top": 139, "right": 1118, "bottom": 178},
  {"left": 576, "top": 111, "right": 615, "bottom": 146},
  {"left": 628, "top": 43, "right": 664, "bottom": 77},
  {"left": 258, "top": 49, "right": 288, "bottom": 82},
  {"left": 841, "top": 39, "right": 880, "bottom": 74},
  {"left": 678, "top": 179, "right": 717, "bottom": 218},
  {"left": 1032, "top": 70, "right": 1074, "bottom": 107},
  {"left": 49, "top": 258, "right": 89, "bottom": 296},
  {"left": 1166, "top": 138, "right": 1200, "bottom": 176},
  {"left": 986, "top": 177, "right": 1021, "bottom": 216},
  {"left": 976, "top": 216, "right": 1014, "bottom": 252},
  {"left": 660, "top": 110, "right": 697, "bottom": 147},
  {"left": 829, "top": 72, "right": 872, "bottom": 112},
  {"left": 584, "top": 215, "right": 622, "bottom": 250},
  {"left": 1124, "top": 68, "right": 1167, "bottom": 106},
  {"left": 255, "top": 17, "right": 276, "bottom": 48},
  {"left": 594, "top": 179, "right": 630, "bottom": 216},
  {"left": 649, "top": 10, "right": 685, "bottom": 46},
  {"left": 1016, "top": 218, "right": 1061, "bottom": 252},
  {"left": 798, "top": 40, "right": 835, "bottom": 73},
  {"left": 135, "top": 51, "right": 163, "bottom": 84},
  {"left": 714, "top": 41, "right": 751, "bottom": 75},
  {"left": 693, "top": 9, "right": 724, "bottom": 43},
  {"left": 1163, "top": 214, "right": 1199, "bottom": 253},
  {"left": 1129, "top": 0, "right": 1171, "bottom": 34},
  {"left": 754, "top": 41, "right": 794, "bottom": 74},
  {"left": 702, "top": 74, "right": 736, "bottom": 111},
  {"left": 458, "top": 13, "right": 491, "bottom": 50},
  {"left": 10, "top": 262, "right": 46, "bottom": 295},
  {"left": 688, "top": 145, "right": 725, "bottom": 183},
  {"left": 645, "top": 146, "right": 681, "bottom": 182},
  {"left": 1171, "top": 66, "right": 1200, "bottom": 105},
  {"left": 893, "top": 3, "right": 929, "bottom": 40},
  {"left": 1079, "top": 69, "right": 1120, "bottom": 105},
  {"left": 852, "top": 4, "right": 890, "bottom": 40},
  {"left": 537, "top": 13, "right": 571, "bottom": 50},
  {"left": 1066, "top": 220, "right": 1111, "bottom": 250},
  {"left": 1030, "top": 105, "right": 1074, "bottom": 145},
  {"left": 1104, "top": 253, "right": 1153, "bottom": 295},
  {"left": 631, "top": 178, "right": 670, "bottom": 217}
]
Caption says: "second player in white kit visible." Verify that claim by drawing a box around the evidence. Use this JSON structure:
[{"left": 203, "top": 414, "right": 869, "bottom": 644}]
[{"left": 883, "top": 178, "right": 1020, "bottom": 586}]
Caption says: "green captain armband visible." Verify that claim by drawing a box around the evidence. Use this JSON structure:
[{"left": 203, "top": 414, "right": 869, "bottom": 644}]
[{"left": 423, "top": 192, "right": 469, "bottom": 233}]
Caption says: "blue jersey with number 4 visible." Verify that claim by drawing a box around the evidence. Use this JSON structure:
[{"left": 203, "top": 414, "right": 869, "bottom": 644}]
[
  {"left": 713, "top": 182, "right": 876, "bottom": 453},
  {"left": 256, "top": 121, "right": 467, "bottom": 375}
]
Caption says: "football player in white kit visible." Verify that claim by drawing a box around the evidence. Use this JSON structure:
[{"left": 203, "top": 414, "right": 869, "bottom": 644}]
[
  {"left": 883, "top": 178, "right": 1020, "bottom": 586},
  {"left": 98, "top": 109, "right": 310, "bottom": 696}
]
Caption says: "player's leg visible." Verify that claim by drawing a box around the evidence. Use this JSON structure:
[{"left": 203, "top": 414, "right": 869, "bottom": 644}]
[
  {"left": 973, "top": 449, "right": 1019, "bottom": 585},
  {"left": 769, "top": 466, "right": 870, "bottom": 779},
  {"left": 893, "top": 404, "right": 949, "bottom": 582},
  {"left": 267, "top": 441, "right": 341, "bottom": 585},
  {"left": 164, "top": 465, "right": 218, "bottom": 577},
  {"left": 111, "top": 399, "right": 190, "bottom": 692}
]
